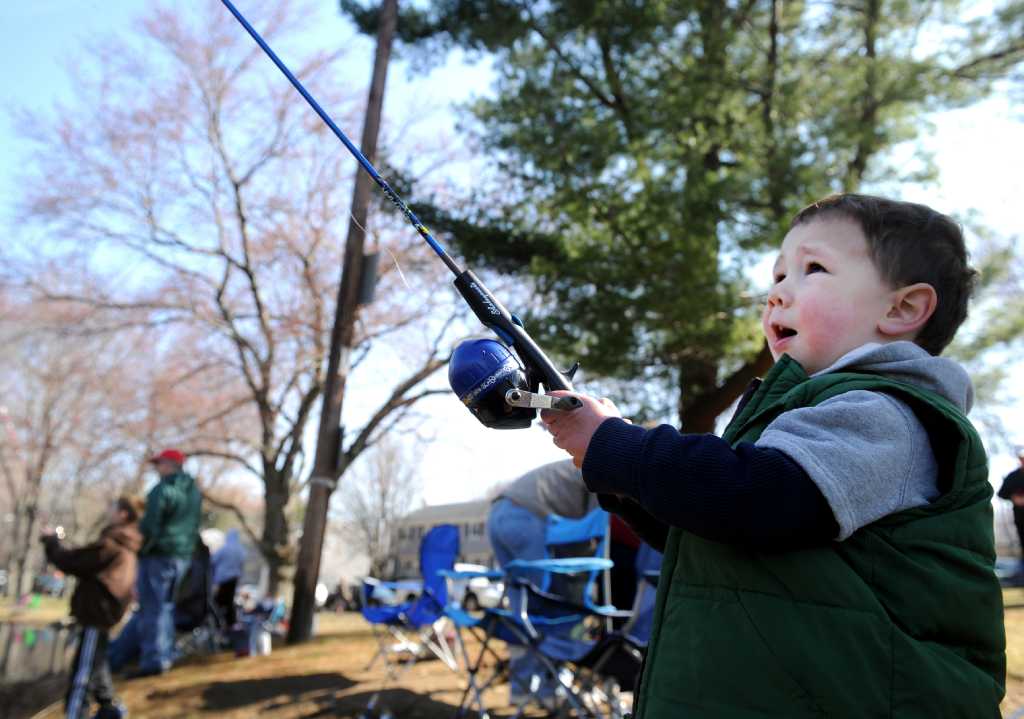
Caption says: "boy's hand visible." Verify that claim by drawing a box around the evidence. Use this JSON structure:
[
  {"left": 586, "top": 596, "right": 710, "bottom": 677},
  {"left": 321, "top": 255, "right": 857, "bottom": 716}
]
[
  {"left": 541, "top": 390, "right": 625, "bottom": 468},
  {"left": 38, "top": 526, "right": 65, "bottom": 542}
]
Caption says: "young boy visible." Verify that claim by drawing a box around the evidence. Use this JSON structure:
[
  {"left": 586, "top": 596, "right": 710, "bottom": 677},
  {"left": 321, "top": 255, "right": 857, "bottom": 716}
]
[
  {"left": 543, "top": 194, "right": 1005, "bottom": 717},
  {"left": 41, "top": 495, "right": 145, "bottom": 719}
]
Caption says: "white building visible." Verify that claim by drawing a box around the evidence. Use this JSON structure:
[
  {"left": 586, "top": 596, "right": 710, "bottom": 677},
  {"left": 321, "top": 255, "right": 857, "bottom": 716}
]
[{"left": 393, "top": 500, "right": 493, "bottom": 577}]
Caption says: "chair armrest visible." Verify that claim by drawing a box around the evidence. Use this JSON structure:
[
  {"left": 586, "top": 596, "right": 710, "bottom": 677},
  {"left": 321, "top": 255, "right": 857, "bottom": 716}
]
[
  {"left": 505, "top": 557, "right": 613, "bottom": 575},
  {"left": 504, "top": 574, "right": 627, "bottom": 619},
  {"left": 438, "top": 568, "right": 505, "bottom": 580}
]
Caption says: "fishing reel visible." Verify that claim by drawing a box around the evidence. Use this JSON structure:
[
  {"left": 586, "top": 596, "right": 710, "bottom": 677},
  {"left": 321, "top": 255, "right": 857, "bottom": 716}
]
[
  {"left": 449, "top": 339, "right": 536, "bottom": 429},
  {"left": 449, "top": 336, "right": 582, "bottom": 429}
]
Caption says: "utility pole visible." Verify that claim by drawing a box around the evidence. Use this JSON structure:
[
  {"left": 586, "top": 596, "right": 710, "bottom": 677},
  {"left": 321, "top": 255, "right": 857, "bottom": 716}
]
[{"left": 287, "top": 0, "right": 399, "bottom": 644}]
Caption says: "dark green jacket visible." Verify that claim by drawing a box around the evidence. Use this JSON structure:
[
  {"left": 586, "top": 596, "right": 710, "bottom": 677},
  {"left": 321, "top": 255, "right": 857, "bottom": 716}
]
[
  {"left": 140, "top": 470, "right": 202, "bottom": 560},
  {"left": 637, "top": 356, "right": 1005, "bottom": 718}
]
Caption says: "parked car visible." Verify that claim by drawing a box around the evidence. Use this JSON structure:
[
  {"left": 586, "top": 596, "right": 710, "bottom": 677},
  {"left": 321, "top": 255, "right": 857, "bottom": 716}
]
[
  {"left": 446, "top": 563, "right": 504, "bottom": 611},
  {"left": 361, "top": 577, "right": 422, "bottom": 607},
  {"left": 314, "top": 582, "right": 329, "bottom": 609}
]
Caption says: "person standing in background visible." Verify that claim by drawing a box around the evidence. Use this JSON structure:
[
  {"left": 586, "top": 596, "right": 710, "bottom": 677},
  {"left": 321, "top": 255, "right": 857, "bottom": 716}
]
[
  {"left": 41, "top": 495, "right": 144, "bottom": 719},
  {"left": 211, "top": 528, "right": 245, "bottom": 628},
  {"left": 998, "top": 449, "right": 1024, "bottom": 578},
  {"left": 129, "top": 448, "right": 202, "bottom": 678}
]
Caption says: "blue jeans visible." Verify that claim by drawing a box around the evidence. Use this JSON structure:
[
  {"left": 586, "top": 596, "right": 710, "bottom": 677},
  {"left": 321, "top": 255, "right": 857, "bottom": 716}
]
[
  {"left": 137, "top": 555, "right": 189, "bottom": 673},
  {"left": 107, "top": 612, "right": 142, "bottom": 672},
  {"left": 488, "top": 499, "right": 558, "bottom": 699}
]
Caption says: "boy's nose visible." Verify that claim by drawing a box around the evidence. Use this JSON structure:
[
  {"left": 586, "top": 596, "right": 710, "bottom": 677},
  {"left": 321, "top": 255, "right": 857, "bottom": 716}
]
[{"left": 766, "top": 284, "right": 792, "bottom": 308}]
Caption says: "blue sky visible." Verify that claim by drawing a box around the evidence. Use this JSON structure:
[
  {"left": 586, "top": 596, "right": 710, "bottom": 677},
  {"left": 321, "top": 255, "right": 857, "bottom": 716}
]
[{"left": 2, "top": 2, "right": 1022, "bottom": 509}]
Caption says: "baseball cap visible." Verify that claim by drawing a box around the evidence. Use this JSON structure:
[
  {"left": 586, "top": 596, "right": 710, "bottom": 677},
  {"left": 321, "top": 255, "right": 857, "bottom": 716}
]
[{"left": 149, "top": 448, "right": 187, "bottom": 465}]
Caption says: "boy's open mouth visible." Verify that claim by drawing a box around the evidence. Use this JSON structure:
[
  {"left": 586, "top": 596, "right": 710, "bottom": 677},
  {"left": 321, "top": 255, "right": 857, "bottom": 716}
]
[{"left": 772, "top": 324, "right": 797, "bottom": 341}]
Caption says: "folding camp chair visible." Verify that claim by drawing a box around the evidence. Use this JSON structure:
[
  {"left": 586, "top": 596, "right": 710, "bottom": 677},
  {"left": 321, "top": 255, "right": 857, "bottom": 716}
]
[
  {"left": 446, "top": 507, "right": 628, "bottom": 719},
  {"left": 174, "top": 539, "right": 226, "bottom": 659},
  {"left": 571, "top": 542, "right": 663, "bottom": 718},
  {"left": 360, "top": 523, "right": 460, "bottom": 714}
]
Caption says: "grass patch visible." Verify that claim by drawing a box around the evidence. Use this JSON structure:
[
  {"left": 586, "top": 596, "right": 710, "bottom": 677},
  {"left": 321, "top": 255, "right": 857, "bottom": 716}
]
[{"left": 0, "top": 595, "right": 70, "bottom": 626}]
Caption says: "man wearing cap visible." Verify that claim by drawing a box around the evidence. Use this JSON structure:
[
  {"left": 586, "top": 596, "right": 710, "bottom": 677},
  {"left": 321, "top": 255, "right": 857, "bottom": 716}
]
[
  {"left": 998, "top": 450, "right": 1024, "bottom": 580},
  {"left": 131, "top": 449, "right": 202, "bottom": 677}
]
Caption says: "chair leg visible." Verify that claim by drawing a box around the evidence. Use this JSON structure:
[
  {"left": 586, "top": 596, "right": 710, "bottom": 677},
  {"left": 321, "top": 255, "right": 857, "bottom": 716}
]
[
  {"left": 364, "top": 626, "right": 387, "bottom": 672},
  {"left": 419, "top": 618, "right": 459, "bottom": 671},
  {"left": 497, "top": 617, "right": 597, "bottom": 718},
  {"left": 452, "top": 623, "right": 493, "bottom": 719}
]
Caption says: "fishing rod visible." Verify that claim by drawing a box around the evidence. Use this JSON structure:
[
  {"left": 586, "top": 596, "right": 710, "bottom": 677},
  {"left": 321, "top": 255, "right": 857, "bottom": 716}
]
[{"left": 220, "top": 0, "right": 580, "bottom": 429}]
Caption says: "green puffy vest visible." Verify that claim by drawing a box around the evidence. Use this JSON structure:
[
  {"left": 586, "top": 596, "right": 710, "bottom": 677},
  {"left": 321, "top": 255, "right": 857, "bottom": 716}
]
[{"left": 636, "top": 355, "right": 1005, "bottom": 718}]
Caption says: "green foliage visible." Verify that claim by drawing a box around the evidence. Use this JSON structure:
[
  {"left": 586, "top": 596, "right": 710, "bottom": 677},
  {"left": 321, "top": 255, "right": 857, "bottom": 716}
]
[
  {"left": 950, "top": 241, "right": 1024, "bottom": 367},
  {"left": 346, "top": 0, "right": 1024, "bottom": 420}
]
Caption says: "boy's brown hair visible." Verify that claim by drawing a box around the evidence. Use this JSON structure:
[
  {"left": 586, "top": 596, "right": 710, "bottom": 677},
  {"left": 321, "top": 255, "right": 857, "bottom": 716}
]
[
  {"left": 116, "top": 494, "right": 146, "bottom": 523},
  {"left": 791, "top": 193, "right": 977, "bottom": 355}
]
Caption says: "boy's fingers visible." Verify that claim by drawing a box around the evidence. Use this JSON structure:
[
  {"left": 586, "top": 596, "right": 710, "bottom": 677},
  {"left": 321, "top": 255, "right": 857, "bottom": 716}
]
[{"left": 548, "top": 389, "right": 587, "bottom": 408}]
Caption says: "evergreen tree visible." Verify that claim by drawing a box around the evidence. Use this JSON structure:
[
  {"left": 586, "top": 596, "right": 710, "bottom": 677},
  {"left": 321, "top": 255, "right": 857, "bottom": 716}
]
[{"left": 344, "top": 0, "right": 1024, "bottom": 430}]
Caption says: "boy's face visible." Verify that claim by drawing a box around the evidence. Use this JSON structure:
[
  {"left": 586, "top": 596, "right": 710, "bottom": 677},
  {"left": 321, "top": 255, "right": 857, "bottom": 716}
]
[{"left": 762, "top": 217, "right": 896, "bottom": 375}]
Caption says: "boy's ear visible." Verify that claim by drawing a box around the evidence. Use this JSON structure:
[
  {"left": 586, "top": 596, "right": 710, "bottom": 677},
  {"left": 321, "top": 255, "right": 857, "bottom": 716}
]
[{"left": 878, "top": 282, "right": 937, "bottom": 338}]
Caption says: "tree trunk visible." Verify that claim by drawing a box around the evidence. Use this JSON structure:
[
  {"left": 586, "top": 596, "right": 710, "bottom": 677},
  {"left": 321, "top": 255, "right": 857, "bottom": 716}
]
[
  {"left": 682, "top": 344, "right": 774, "bottom": 433},
  {"left": 262, "top": 470, "right": 291, "bottom": 596},
  {"left": 14, "top": 502, "right": 38, "bottom": 597},
  {"left": 287, "top": 0, "right": 399, "bottom": 644}
]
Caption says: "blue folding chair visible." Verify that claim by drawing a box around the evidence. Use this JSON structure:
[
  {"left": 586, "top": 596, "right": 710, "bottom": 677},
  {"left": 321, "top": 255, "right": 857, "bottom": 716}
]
[
  {"left": 445, "top": 507, "right": 628, "bottom": 718},
  {"left": 571, "top": 542, "right": 663, "bottom": 717},
  {"left": 360, "top": 523, "right": 460, "bottom": 715}
]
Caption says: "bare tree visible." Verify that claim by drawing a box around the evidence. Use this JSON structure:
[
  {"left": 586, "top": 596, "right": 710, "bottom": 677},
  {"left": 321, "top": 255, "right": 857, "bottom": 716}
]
[
  {"left": 334, "top": 438, "right": 421, "bottom": 577},
  {"left": 9, "top": 0, "right": 459, "bottom": 592},
  {"left": 0, "top": 299, "right": 152, "bottom": 595}
]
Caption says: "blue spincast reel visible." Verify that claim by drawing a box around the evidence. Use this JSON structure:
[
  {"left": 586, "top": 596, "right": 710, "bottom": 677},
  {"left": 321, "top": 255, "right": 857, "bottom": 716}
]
[{"left": 448, "top": 339, "right": 536, "bottom": 429}]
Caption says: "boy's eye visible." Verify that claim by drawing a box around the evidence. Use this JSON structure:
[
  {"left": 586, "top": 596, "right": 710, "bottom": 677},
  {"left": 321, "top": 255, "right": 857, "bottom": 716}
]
[
  {"left": 806, "top": 261, "right": 826, "bottom": 274},
  {"left": 773, "top": 273, "right": 786, "bottom": 284}
]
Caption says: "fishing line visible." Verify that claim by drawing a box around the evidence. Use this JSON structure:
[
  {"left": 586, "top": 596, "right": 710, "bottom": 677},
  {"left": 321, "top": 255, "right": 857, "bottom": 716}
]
[
  {"left": 221, "top": 0, "right": 580, "bottom": 429},
  {"left": 220, "top": 0, "right": 461, "bottom": 277}
]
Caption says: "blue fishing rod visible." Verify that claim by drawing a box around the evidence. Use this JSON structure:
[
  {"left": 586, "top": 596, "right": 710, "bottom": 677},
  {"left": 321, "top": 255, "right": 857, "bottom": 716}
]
[{"left": 220, "top": 0, "right": 580, "bottom": 429}]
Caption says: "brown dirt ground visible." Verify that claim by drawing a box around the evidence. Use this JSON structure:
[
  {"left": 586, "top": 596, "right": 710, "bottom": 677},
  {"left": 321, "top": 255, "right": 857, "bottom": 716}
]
[
  {"left": 11, "top": 592, "right": 1024, "bottom": 719},
  {"left": 22, "top": 613, "right": 546, "bottom": 719}
]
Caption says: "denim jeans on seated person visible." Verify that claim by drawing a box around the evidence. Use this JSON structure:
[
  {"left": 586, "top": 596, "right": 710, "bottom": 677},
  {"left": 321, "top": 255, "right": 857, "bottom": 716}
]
[{"left": 137, "top": 555, "right": 190, "bottom": 673}]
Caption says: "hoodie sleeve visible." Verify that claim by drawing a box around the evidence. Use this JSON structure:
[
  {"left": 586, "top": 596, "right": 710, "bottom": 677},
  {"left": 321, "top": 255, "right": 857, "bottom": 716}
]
[
  {"left": 582, "top": 418, "right": 839, "bottom": 548},
  {"left": 139, "top": 483, "right": 166, "bottom": 545},
  {"left": 43, "top": 535, "right": 118, "bottom": 578},
  {"left": 756, "top": 389, "right": 940, "bottom": 540}
]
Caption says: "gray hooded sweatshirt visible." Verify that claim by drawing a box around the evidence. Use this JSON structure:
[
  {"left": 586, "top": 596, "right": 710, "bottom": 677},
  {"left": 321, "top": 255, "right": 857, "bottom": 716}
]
[
  {"left": 497, "top": 459, "right": 598, "bottom": 519},
  {"left": 756, "top": 341, "right": 973, "bottom": 540}
]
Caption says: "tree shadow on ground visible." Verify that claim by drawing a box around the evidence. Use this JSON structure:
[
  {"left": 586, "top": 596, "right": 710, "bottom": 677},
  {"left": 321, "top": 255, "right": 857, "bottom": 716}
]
[
  {"left": 302, "top": 687, "right": 466, "bottom": 719},
  {"left": 198, "top": 672, "right": 356, "bottom": 711}
]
